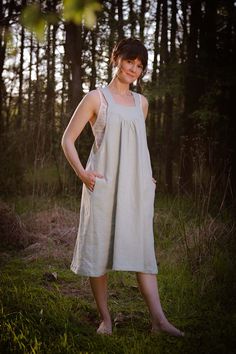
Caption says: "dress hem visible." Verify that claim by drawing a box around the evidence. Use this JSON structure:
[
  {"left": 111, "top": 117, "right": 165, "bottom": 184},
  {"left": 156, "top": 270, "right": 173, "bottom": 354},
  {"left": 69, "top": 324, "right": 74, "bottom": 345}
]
[{"left": 70, "top": 265, "right": 158, "bottom": 277}]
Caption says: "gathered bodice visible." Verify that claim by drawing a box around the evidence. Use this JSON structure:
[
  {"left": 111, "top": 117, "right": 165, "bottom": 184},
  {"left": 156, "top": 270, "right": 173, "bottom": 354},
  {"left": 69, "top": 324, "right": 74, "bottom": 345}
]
[{"left": 91, "top": 87, "right": 144, "bottom": 151}]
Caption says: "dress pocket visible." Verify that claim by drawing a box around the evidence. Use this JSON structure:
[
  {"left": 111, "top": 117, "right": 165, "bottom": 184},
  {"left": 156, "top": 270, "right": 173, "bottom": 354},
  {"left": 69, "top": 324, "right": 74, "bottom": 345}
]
[
  {"left": 93, "top": 176, "right": 106, "bottom": 194},
  {"left": 91, "top": 177, "right": 111, "bottom": 213},
  {"left": 85, "top": 176, "right": 106, "bottom": 195}
]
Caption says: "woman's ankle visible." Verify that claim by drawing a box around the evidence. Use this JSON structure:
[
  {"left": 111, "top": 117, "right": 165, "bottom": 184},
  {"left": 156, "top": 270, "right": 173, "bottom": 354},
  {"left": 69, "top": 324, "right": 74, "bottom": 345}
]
[
  {"left": 151, "top": 314, "right": 166, "bottom": 327},
  {"left": 100, "top": 314, "right": 112, "bottom": 324}
]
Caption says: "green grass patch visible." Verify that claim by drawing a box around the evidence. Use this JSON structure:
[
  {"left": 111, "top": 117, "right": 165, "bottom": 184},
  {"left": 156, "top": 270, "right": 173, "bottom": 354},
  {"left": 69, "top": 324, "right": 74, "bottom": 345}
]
[
  {"left": 0, "top": 195, "right": 235, "bottom": 353},
  {"left": 0, "top": 251, "right": 235, "bottom": 354}
]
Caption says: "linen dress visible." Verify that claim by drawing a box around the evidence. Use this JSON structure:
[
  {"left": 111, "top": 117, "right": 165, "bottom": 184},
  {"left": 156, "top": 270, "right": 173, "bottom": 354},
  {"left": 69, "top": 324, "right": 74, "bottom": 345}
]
[{"left": 71, "top": 86, "right": 158, "bottom": 277}]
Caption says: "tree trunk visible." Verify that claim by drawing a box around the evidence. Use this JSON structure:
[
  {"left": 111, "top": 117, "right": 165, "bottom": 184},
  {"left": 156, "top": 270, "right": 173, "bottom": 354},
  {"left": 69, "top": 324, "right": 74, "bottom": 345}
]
[
  {"left": 160, "top": 0, "right": 168, "bottom": 67},
  {"left": 45, "top": 23, "right": 52, "bottom": 153},
  {"left": 27, "top": 33, "right": 33, "bottom": 130},
  {"left": 151, "top": 0, "right": 161, "bottom": 82},
  {"left": 90, "top": 28, "right": 97, "bottom": 91},
  {"left": 164, "top": 93, "right": 173, "bottom": 193},
  {"left": 224, "top": 0, "right": 236, "bottom": 202},
  {"left": 180, "top": 0, "right": 202, "bottom": 192},
  {"left": 180, "top": 0, "right": 188, "bottom": 63},
  {"left": 17, "top": 22, "right": 25, "bottom": 129},
  {"left": 117, "top": 0, "right": 124, "bottom": 40},
  {"left": 0, "top": 1, "right": 7, "bottom": 135},
  {"left": 128, "top": 0, "right": 136, "bottom": 37},
  {"left": 164, "top": 0, "right": 177, "bottom": 194},
  {"left": 139, "top": 0, "right": 147, "bottom": 42},
  {"left": 65, "top": 22, "right": 83, "bottom": 112},
  {"left": 107, "top": 1, "right": 116, "bottom": 82}
]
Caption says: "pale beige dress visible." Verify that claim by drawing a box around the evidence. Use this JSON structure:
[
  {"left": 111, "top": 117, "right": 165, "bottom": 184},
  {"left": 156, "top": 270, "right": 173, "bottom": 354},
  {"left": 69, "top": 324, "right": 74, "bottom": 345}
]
[{"left": 71, "top": 86, "right": 158, "bottom": 276}]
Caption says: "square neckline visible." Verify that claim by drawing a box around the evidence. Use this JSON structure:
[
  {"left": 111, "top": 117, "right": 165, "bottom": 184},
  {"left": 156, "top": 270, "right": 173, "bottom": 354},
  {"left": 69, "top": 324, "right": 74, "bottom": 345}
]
[{"left": 106, "top": 86, "right": 137, "bottom": 108}]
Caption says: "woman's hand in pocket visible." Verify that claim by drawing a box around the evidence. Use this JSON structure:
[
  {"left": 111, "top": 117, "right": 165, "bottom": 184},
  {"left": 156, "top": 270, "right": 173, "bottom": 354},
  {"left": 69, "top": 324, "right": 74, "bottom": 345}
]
[{"left": 81, "top": 171, "right": 104, "bottom": 192}]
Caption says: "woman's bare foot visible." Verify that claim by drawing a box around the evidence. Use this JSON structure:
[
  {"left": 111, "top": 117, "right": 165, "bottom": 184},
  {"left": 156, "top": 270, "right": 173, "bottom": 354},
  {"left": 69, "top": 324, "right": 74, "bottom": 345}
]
[
  {"left": 96, "top": 320, "right": 112, "bottom": 335},
  {"left": 151, "top": 319, "right": 184, "bottom": 337}
]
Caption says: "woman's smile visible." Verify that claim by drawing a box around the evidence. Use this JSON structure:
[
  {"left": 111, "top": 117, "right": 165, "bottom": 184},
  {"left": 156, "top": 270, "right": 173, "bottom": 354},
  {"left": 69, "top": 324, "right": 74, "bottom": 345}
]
[{"left": 118, "top": 58, "right": 143, "bottom": 81}]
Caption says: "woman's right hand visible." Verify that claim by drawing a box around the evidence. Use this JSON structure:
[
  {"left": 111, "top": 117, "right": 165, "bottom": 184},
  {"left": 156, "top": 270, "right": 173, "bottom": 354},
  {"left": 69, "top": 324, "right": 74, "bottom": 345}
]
[{"left": 81, "top": 171, "right": 104, "bottom": 192}]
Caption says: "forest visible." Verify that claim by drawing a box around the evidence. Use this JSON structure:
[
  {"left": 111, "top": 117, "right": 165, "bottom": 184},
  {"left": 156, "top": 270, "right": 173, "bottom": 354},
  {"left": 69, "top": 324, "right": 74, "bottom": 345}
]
[
  {"left": 0, "top": 1, "right": 235, "bottom": 353},
  {"left": 0, "top": 0, "right": 235, "bottom": 199}
]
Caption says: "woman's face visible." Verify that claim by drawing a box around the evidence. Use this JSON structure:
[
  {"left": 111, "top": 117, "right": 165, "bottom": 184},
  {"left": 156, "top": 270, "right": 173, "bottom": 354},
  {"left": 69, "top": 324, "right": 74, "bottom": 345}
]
[{"left": 115, "top": 57, "right": 143, "bottom": 84}]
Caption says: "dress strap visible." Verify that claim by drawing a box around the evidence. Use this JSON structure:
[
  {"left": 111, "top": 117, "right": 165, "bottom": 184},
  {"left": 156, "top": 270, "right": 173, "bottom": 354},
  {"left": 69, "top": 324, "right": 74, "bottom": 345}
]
[
  {"left": 102, "top": 86, "right": 140, "bottom": 108},
  {"left": 101, "top": 86, "right": 114, "bottom": 105},
  {"left": 132, "top": 92, "right": 141, "bottom": 108},
  {"left": 138, "top": 93, "right": 144, "bottom": 111}
]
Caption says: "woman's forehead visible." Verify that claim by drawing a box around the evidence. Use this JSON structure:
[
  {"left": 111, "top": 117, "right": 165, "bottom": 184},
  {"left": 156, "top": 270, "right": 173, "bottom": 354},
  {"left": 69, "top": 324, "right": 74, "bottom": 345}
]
[{"left": 121, "top": 56, "right": 143, "bottom": 64}]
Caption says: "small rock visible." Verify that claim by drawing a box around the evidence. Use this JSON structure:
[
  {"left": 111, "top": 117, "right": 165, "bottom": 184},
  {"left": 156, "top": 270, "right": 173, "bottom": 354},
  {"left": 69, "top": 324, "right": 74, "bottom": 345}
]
[
  {"left": 130, "top": 285, "right": 139, "bottom": 290},
  {"left": 109, "top": 291, "right": 119, "bottom": 298},
  {"left": 113, "top": 312, "right": 131, "bottom": 327},
  {"left": 43, "top": 272, "right": 58, "bottom": 282}
]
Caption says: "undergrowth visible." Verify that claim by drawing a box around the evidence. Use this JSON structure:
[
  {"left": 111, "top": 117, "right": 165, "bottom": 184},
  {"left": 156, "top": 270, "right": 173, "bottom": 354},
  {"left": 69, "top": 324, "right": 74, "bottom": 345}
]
[{"left": 0, "top": 194, "right": 235, "bottom": 353}]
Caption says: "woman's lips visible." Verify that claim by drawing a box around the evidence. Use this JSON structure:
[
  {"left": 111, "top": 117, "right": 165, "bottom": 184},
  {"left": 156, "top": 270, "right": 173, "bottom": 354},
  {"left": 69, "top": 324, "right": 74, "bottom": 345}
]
[{"left": 126, "top": 73, "right": 136, "bottom": 78}]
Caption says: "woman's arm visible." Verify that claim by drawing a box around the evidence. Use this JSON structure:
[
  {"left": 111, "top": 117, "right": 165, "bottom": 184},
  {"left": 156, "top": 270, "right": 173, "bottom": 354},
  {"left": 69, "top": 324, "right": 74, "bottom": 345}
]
[{"left": 61, "top": 90, "right": 103, "bottom": 191}]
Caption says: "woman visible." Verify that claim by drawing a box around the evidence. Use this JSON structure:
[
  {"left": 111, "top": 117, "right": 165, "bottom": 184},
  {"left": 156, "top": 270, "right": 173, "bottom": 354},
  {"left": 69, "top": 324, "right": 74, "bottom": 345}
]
[{"left": 61, "top": 38, "right": 184, "bottom": 337}]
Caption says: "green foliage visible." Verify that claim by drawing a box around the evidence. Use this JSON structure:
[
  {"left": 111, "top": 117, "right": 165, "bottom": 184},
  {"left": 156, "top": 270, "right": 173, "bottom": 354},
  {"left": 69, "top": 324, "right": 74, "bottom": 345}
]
[
  {"left": 63, "top": 0, "right": 102, "bottom": 28},
  {"left": 20, "top": 0, "right": 102, "bottom": 41},
  {"left": 20, "top": 4, "right": 48, "bottom": 41}
]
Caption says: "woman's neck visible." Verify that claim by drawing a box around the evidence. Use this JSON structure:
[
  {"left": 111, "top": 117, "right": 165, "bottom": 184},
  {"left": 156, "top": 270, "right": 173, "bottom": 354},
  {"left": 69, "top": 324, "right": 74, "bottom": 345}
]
[{"left": 108, "top": 77, "right": 131, "bottom": 96}]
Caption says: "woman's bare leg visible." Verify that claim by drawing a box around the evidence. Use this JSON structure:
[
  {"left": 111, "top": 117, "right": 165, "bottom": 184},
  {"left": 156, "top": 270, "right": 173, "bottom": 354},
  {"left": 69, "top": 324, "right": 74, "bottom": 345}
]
[
  {"left": 136, "top": 273, "right": 184, "bottom": 336},
  {"left": 89, "top": 274, "right": 112, "bottom": 334}
]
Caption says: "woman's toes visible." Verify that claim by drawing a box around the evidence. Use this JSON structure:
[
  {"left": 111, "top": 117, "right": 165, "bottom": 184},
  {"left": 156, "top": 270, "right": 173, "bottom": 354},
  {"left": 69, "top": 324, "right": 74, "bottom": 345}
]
[{"left": 151, "top": 320, "right": 184, "bottom": 337}]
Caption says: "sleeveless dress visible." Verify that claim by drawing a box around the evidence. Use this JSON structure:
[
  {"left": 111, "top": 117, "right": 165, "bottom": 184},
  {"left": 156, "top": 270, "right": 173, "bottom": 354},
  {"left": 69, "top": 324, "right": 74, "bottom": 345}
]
[{"left": 71, "top": 86, "right": 158, "bottom": 277}]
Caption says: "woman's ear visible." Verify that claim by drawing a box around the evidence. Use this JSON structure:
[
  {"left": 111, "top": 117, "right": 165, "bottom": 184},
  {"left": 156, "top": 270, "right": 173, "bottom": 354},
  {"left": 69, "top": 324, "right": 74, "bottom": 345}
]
[
  {"left": 113, "top": 56, "right": 118, "bottom": 68},
  {"left": 115, "top": 57, "right": 122, "bottom": 68}
]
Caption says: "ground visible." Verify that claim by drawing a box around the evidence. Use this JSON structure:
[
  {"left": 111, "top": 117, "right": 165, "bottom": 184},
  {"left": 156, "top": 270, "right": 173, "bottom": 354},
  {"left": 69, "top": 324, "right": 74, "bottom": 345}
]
[{"left": 0, "top": 199, "right": 235, "bottom": 353}]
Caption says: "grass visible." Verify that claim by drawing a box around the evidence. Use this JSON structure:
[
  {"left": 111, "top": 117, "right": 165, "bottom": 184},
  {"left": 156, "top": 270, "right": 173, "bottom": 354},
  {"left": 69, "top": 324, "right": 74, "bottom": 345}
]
[
  {"left": 4, "top": 194, "right": 81, "bottom": 215},
  {"left": 0, "top": 194, "right": 235, "bottom": 353}
]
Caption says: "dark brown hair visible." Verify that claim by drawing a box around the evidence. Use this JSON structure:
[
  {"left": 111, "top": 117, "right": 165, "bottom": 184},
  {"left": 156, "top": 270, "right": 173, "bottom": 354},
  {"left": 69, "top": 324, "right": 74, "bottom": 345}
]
[{"left": 110, "top": 38, "right": 148, "bottom": 91}]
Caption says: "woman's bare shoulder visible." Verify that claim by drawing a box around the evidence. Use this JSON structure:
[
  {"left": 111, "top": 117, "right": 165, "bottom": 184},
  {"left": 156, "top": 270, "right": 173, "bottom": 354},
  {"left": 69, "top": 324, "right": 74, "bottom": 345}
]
[
  {"left": 81, "top": 89, "right": 101, "bottom": 112},
  {"left": 139, "top": 93, "right": 149, "bottom": 108},
  {"left": 84, "top": 89, "right": 100, "bottom": 103}
]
